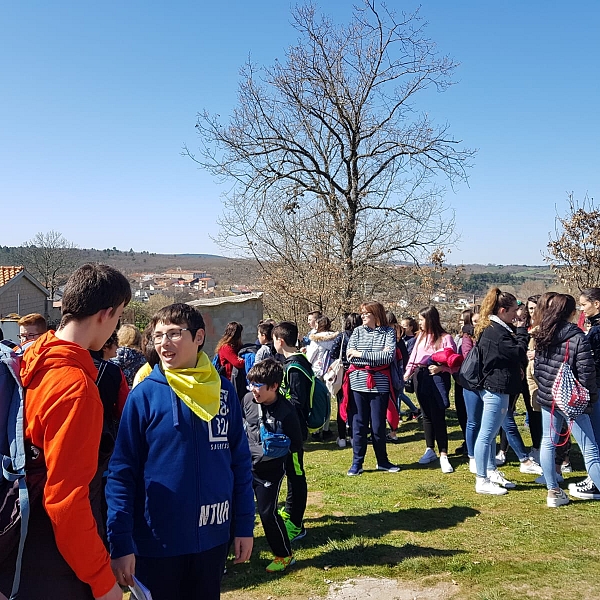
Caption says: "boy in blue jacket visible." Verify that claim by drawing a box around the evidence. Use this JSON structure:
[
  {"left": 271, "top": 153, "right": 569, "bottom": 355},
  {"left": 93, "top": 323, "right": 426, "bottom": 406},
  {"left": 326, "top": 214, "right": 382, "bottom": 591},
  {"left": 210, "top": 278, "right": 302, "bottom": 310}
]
[{"left": 106, "top": 304, "right": 254, "bottom": 600}]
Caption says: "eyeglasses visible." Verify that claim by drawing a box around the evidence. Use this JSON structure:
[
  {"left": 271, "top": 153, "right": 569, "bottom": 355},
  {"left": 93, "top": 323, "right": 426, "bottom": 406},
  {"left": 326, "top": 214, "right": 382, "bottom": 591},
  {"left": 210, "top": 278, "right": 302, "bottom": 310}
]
[
  {"left": 19, "top": 332, "right": 42, "bottom": 341},
  {"left": 360, "top": 312, "right": 372, "bottom": 317},
  {"left": 151, "top": 328, "right": 190, "bottom": 345},
  {"left": 247, "top": 382, "right": 265, "bottom": 391}
]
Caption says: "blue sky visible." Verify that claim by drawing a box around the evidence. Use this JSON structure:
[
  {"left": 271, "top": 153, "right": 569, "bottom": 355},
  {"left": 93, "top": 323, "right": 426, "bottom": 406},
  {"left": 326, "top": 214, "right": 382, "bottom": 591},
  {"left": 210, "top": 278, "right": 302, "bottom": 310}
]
[{"left": 2, "top": 1, "right": 598, "bottom": 265}]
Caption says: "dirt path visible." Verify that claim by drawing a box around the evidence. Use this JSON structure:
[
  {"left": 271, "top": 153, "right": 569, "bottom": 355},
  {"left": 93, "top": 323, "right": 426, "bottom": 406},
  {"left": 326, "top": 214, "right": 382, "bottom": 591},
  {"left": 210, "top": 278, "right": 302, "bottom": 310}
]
[{"left": 320, "top": 578, "right": 459, "bottom": 600}]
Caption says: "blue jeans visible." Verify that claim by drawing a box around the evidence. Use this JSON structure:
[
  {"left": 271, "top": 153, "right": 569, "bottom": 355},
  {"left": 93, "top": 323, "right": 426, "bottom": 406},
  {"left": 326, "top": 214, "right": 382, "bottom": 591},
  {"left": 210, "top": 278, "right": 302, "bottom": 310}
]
[
  {"left": 474, "top": 390, "right": 509, "bottom": 477},
  {"left": 589, "top": 399, "right": 600, "bottom": 446},
  {"left": 540, "top": 405, "right": 600, "bottom": 490},
  {"left": 463, "top": 388, "right": 482, "bottom": 458},
  {"left": 398, "top": 390, "right": 419, "bottom": 413},
  {"left": 500, "top": 407, "right": 529, "bottom": 461}
]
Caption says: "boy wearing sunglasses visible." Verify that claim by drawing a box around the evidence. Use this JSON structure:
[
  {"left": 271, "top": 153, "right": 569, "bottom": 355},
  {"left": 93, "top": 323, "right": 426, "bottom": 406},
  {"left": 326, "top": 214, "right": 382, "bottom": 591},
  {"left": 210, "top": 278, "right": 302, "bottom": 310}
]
[{"left": 243, "top": 359, "right": 303, "bottom": 573}]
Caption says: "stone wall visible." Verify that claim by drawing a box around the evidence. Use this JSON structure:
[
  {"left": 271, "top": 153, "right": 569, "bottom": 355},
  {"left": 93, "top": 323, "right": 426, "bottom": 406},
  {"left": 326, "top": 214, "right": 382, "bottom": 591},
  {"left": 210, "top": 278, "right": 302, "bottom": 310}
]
[
  {"left": 187, "top": 293, "right": 264, "bottom": 358},
  {"left": 0, "top": 278, "right": 48, "bottom": 318}
]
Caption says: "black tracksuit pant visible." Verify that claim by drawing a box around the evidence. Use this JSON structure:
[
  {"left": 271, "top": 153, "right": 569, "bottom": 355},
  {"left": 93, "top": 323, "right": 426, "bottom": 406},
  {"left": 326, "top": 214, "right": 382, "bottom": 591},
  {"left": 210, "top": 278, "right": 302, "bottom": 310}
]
[
  {"left": 253, "top": 462, "right": 292, "bottom": 558},
  {"left": 284, "top": 448, "right": 307, "bottom": 529}
]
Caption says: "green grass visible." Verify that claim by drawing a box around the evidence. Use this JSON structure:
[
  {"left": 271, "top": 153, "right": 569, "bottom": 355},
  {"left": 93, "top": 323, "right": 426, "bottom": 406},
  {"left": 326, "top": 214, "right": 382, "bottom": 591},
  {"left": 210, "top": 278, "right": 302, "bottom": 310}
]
[{"left": 221, "top": 410, "right": 600, "bottom": 599}]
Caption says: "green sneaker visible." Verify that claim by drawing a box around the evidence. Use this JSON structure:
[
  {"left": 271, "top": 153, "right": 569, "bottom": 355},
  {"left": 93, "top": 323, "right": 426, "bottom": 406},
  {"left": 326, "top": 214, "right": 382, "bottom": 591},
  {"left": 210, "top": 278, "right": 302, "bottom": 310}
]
[
  {"left": 278, "top": 507, "right": 290, "bottom": 521},
  {"left": 285, "top": 520, "right": 307, "bottom": 542},
  {"left": 265, "top": 555, "right": 296, "bottom": 573}
]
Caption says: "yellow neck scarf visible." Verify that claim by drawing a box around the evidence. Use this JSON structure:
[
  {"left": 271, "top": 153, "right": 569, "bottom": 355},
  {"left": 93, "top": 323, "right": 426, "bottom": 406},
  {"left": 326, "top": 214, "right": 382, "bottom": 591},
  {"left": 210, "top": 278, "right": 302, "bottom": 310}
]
[{"left": 164, "top": 352, "right": 221, "bottom": 422}]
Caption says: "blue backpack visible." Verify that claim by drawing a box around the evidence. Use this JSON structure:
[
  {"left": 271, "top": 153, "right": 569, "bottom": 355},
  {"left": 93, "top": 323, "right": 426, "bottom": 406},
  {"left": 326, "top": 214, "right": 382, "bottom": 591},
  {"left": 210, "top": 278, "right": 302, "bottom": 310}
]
[{"left": 0, "top": 341, "right": 31, "bottom": 599}]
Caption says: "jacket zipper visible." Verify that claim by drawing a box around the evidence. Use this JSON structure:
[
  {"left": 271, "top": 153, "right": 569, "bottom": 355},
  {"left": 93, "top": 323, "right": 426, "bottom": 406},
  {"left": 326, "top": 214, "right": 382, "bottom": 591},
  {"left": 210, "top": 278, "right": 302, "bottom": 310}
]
[{"left": 191, "top": 398, "right": 201, "bottom": 550}]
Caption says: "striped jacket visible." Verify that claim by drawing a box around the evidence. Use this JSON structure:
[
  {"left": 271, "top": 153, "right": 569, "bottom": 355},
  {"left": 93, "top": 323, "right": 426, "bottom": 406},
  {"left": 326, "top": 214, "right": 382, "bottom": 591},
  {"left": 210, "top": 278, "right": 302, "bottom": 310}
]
[{"left": 347, "top": 325, "right": 396, "bottom": 393}]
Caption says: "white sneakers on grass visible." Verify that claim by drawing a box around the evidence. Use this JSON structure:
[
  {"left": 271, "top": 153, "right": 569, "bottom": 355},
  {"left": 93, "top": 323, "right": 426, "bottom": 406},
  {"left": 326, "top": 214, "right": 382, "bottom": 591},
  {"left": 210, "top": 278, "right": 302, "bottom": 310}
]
[
  {"left": 476, "top": 476, "right": 508, "bottom": 495},
  {"left": 547, "top": 488, "right": 569, "bottom": 507},
  {"left": 520, "top": 459, "right": 543, "bottom": 475},
  {"left": 487, "top": 469, "right": 516, "bottom": 489},
  {"left": 440, "top": 455, "right": 454, "bottom": 473}
]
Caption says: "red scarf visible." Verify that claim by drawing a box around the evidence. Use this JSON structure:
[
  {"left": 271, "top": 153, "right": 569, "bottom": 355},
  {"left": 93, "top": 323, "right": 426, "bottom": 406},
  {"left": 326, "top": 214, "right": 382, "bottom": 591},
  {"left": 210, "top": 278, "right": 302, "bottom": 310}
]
[{"left": 340, "top": 364, "right": 399, "bottom": 429}]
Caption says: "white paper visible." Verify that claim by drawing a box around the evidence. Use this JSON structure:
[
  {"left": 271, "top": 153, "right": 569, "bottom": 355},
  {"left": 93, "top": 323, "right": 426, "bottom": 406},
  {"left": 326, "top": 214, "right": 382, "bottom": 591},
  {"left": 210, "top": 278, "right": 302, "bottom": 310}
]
[{"left": 129, "top": 575, "right": 153, "bottom": 600}]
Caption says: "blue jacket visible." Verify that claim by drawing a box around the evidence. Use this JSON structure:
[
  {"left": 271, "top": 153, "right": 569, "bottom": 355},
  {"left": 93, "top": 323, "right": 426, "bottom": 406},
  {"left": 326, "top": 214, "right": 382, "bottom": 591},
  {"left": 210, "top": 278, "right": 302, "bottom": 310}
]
[{"left": 106, "top": 364, "right": 255, "bottom": 559}]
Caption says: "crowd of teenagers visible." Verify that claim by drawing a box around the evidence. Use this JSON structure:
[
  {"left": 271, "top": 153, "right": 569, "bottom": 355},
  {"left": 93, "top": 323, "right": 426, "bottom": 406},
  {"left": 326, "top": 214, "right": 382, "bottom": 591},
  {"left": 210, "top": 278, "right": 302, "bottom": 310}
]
[{"left": 2, "top": 264, "right": 600, "bottom": 600}]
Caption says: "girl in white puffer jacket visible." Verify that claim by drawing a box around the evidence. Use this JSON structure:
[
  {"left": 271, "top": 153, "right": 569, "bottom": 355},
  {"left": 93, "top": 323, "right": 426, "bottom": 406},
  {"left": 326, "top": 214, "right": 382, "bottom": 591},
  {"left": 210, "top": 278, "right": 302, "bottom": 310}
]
[{"left": 306, "top": 317, "right": 340, "bottom": 378}]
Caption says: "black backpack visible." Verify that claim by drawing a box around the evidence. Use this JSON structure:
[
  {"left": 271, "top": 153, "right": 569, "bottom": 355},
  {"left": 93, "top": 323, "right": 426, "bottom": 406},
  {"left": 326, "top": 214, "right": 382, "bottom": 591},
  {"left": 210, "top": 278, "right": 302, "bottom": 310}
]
[{"left": 457, "top": 344, "right": 484, "bottom": 391}]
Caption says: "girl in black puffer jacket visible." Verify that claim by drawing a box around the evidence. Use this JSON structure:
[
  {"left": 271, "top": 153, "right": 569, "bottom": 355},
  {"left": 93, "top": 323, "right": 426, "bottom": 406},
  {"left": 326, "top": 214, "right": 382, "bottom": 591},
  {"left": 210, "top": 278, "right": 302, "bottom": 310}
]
[
  {"left": 569, "top": 287, "right": 600, "bottom": 498},
  {"left": 532, "top": 293, "right": 600, "bottom": 507}
]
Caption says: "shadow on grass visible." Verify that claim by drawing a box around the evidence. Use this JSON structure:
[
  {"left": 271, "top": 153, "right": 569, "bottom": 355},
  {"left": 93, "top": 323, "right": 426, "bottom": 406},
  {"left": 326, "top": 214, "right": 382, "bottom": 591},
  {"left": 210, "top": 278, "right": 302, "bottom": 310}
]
[
  {"left": 299, "top": 505, "right": 479, "bottom": 546},
  {"left": 222, "top": 540, "right": 466, "bottom": 591}
]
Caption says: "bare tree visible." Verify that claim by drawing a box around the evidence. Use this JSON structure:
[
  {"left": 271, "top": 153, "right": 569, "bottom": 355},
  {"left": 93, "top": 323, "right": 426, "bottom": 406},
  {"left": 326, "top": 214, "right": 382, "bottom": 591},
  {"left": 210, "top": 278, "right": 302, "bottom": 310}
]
[
  {"left": 18, "top": 231, "right": 79, "bottom": 299},
  {"left": 187, "top": 1, "right": 473, "bottom": 315},
  {"left": 546, "top": 193, "right": 600, "bottom": 293}
]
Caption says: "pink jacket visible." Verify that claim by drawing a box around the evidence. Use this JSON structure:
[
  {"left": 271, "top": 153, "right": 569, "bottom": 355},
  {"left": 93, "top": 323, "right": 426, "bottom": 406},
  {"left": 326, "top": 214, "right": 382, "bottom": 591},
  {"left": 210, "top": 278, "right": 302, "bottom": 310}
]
[{"left": 404, "top": 333, "right": 457, "bottom": 378}]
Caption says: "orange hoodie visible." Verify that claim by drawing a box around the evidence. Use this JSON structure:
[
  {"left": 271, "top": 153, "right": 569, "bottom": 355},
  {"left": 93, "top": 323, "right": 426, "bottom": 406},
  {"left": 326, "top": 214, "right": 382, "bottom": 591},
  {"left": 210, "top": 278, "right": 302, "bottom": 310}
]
[{"left": 20, "top": 331, "right": 116, "bottom": 598}]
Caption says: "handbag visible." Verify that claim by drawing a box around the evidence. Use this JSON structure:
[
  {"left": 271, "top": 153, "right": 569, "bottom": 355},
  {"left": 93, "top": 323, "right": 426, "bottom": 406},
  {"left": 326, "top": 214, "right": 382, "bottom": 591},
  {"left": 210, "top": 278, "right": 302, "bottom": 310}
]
[
  {"left": 457, "top": 344, "right": 483, "bottom": 391},
  {"left": 404, "top": 377, "right": 414, "bottom": 394},
  {"left": 550, "top": 340, "right": 590, "bottom": 444},
  {"left": 324, "top": 334, "right": 347, "bottom": 396},
  {"left": 258, "top": 405, "right": 291, "bottom": 459}
]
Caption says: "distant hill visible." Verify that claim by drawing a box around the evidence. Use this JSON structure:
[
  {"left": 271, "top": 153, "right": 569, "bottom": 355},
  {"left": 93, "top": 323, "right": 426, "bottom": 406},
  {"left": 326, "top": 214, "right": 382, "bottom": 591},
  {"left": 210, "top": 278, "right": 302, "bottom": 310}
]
[{"left": 0, "top": 244, "right": 555, "bottom": 295}]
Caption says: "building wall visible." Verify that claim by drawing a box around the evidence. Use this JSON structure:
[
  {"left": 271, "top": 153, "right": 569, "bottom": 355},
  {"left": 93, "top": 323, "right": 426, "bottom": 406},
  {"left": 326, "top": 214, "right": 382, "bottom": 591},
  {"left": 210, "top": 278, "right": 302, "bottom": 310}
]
[
  {"left": 188, "top": 294, "right": 264, "bottom": 357},
  {"left": 0, "top": 278, "right": 48, "bottom": 318}
]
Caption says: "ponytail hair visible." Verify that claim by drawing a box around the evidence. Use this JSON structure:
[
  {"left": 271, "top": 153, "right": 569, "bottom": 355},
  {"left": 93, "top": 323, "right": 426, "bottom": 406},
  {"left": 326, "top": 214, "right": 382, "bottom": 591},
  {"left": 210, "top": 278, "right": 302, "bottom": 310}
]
[{"left": 475, "top": 287, "right": 517, "bottom": 338}]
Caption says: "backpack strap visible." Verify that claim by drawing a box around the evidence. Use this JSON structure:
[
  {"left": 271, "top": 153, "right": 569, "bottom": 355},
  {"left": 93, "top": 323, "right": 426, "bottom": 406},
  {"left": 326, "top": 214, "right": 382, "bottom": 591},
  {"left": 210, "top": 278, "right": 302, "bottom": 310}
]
[
  {"left": 285, "top": 362, "right": 316, "bottom": 409},
  {"left": 1, "top": 344, "right": 28, "bottom": 599},
  {"left": 95, "top": 360, "right": 108, "bottom": 386}
]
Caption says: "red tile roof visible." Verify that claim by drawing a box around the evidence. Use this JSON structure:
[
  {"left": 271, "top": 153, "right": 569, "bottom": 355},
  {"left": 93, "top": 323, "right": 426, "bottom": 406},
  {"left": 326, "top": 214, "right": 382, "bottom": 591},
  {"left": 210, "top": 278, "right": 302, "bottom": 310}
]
[{"left": 0, "top": 266, "right": 24, "bottom": 287}]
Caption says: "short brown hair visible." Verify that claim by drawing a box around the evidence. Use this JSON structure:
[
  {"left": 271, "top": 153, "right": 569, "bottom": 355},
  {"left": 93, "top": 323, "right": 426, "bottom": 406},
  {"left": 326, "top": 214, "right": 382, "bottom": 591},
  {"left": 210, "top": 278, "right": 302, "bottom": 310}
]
[
  {"left": 60, "top": 264, "right": 131, "bottom": 327},
  {"left": 359, "top": 301, "right": 388, "bottom": 327},
  {"left": 272, "top": 321, "right": 298, "bottom": 347},
  {"left": 17, "top": 313, "right": 47, "bottom": 331}
]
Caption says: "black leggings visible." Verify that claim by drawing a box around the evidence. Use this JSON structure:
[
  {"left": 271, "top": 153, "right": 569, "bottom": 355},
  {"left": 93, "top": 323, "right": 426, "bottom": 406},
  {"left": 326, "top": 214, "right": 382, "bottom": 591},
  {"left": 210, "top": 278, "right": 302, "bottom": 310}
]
[{"left": 415, "top": 369, "right": 450, "bottom": 454}]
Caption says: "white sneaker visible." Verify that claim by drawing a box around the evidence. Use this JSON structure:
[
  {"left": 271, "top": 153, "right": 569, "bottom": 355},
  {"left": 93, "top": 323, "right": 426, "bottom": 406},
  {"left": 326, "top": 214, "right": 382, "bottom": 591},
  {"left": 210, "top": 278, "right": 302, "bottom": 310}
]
[
  {"left": 529, "top": 448, "right": 540, "bottom": 464},
  {"left": 547, "top": 487, "right": 569, "bottom": 507},
  {"left": 535, "top": 472, "right": 564, "bottom": 485},
  {"left": 336, "top": 437, "right": 347, "bottom": 448},
  {"left": 440, "top": 455, "right": 454, "bottom": 473},
  {"left": 418, "top": 448, "right": 438, "bottom": 464},
  {"left": 469, "top": 458, "right": 477, "bottom": 474},
  {"left": 488, "top": 469, "right": 516, "bottom": 489},
  {"left": 520, "top": 459, "right": 543, "bottom": 475},
  {"left": 476, "top": 476, "right": 508, "bottom": 495},
  {"left": 495, "top": 450, "right": 506, "bottom": 466}
]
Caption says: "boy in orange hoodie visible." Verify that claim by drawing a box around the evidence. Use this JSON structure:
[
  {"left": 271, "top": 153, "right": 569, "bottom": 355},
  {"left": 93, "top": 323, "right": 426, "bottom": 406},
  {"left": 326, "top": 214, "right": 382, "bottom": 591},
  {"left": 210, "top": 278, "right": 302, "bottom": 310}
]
[{"left": 0, "top": 264, "right": 131, "bottom": 600}]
